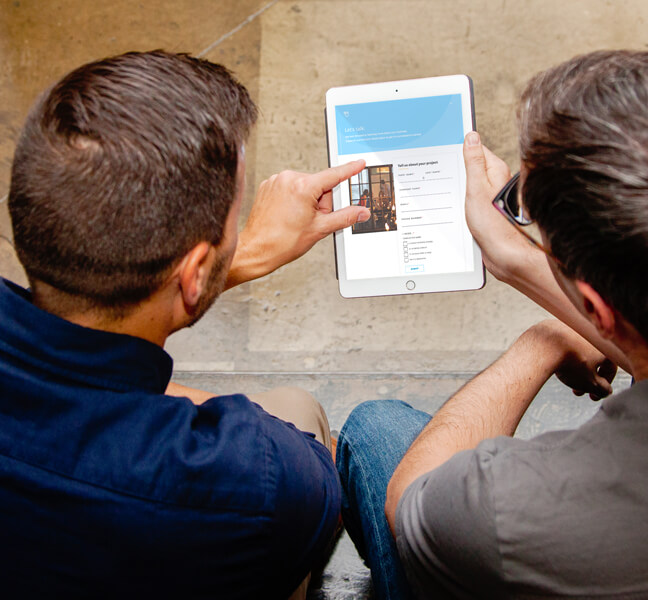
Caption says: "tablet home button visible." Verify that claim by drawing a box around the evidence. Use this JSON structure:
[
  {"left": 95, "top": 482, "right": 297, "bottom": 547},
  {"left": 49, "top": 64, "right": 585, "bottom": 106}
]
[{"left": 406, "top": 280, "right": 416, "bottom": 291}]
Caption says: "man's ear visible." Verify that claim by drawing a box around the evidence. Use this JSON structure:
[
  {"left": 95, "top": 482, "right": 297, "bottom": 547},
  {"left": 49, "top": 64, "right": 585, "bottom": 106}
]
[
  {"left": 178, "top": 242, "right": 212, "bottom": 308},
  {"left": 575, "top": 280, "right": 616, "bottom": 339}
]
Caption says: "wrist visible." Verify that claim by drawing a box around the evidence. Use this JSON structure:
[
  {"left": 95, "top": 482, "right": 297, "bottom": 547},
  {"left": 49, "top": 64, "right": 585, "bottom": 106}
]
[
  {"left": 478, "top": 228, "right": 544, "bottom": 286},
  {"left": 479, "top": 237, "right": 524, "bottom": 284},
  {"left": 225, "top": 231, "right": 267, "bottom": 289}
]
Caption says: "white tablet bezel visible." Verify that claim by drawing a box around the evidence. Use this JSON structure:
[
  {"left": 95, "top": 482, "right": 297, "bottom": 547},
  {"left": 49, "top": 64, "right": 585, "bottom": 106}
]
[{"left": 326, "top": 75, "right": 484, "bottom": 298}]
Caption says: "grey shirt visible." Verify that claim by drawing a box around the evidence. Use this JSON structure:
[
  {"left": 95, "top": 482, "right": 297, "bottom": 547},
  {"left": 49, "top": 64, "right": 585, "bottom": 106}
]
[{"left": 396, "top": 380, "right": 648, "bottom": 599}]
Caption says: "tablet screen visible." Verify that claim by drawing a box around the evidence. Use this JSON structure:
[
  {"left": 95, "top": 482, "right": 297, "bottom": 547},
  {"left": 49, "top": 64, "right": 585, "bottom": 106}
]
[
  {"left": 326, "top": 76, "right": 483, "bottom": 297},
  {"left": 336, "top": 94, "right": 470, "bottom": 279}
]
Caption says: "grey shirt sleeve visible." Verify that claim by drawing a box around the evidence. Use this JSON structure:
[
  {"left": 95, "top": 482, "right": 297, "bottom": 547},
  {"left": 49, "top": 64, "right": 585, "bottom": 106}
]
[{"left": 395, "top": 442, "right": 508, "bottom": 599}]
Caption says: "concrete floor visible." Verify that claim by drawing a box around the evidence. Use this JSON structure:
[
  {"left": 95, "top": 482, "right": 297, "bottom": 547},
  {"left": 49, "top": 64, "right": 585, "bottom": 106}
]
[{"left": 0, "top": 1, "right": 643, "bottom": 597}]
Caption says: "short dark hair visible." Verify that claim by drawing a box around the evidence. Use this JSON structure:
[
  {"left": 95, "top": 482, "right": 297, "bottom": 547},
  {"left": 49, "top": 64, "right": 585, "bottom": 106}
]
[
  {"left": 9, "top": 50, "right": 257, "bottom": 308},
  {"left": 519, "top": 50, "right": 648, "bottom": 340}
]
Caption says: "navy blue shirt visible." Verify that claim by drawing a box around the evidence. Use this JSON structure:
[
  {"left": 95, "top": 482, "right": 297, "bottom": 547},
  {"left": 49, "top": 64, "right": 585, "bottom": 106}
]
[{"left": 0, "top": 279, "right": 340, "bottom": 599}]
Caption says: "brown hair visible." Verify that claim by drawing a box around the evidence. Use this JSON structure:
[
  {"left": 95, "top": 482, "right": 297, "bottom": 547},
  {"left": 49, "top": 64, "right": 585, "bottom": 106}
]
[
  {"left": 519, "top": 50, "right": 648, "bottom": 340},
  {"left": 9, "top": 50, "right": 257, "bottom": 309}
]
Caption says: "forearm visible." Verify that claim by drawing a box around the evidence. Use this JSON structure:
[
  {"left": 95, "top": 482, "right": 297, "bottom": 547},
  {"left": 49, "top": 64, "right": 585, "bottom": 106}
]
[
  {"left": 385, "top": 323, "right": 563, "bottom": 531},
  {"left": 500, "top": 245, "right": 630, "bottom": 373}
]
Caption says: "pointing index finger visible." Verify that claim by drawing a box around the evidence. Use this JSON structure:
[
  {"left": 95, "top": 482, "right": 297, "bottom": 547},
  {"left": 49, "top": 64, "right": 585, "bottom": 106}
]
[{"left": 309, "top": 160, "right": 366, "bottom": 198}]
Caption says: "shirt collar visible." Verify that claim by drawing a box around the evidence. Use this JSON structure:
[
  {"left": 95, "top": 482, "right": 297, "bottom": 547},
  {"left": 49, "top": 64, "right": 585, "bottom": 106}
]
[{"left": 0, "top": 278, "right": 173, "bottom": 393}]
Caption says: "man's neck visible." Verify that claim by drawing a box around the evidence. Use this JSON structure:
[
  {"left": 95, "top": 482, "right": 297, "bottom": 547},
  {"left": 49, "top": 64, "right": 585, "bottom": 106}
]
[
  {"left": 31, "top": 281, "right": 173, "bottom": 347},
  {"left": 624, "top": 347, "right": 648, "bottom": 382},
  {"left": 607, "top": 320, "right": 648, "bottom": 382},
  {"left": 66, "top": 308, "right": 171, "bottom": 347}
]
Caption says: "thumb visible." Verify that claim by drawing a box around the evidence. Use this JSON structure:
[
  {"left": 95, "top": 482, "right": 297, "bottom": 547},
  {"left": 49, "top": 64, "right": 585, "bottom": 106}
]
[
  {"left": 593, "top": 373, "right": 614, "bottom": 398},
  {"left": 463, "top": 131, "right": 489, "bottom": 197},
  {"left": 597, "top": 358, "right": 618, "bottom": 385},
  {"left": 318, "top": 206, "right": 371, "bottom": 236}
]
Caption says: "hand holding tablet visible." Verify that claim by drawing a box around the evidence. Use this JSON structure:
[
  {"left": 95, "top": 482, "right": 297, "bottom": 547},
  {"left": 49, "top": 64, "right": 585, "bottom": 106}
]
[{"left": 325, "top": 75, "right": 484, "bottom": 297}]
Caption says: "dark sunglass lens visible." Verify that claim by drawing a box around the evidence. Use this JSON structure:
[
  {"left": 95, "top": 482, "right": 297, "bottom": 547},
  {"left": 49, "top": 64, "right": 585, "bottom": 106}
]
[{"left": 505, "top": 181, "right": 533, "bottom": 225}]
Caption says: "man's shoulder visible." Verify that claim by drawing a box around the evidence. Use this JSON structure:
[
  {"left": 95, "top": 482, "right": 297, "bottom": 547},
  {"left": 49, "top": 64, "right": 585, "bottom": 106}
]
[
  {"left": 193, "top": 392, "right": 339, "bottom": 509},
  {"left": 485, "top": 381, "right": 648, "bottom": 491},
  {"left": 397, "top": 384, "right": 648, "bottom": 598},
  {"left": 1, "top": 385, "right": 328, "bottom": 513},
  {"left": 110, "top": 390, "right": 334, "bottom": 513},
  {"left": 0, "top": 391, "right": 336, "bottom": 599}
]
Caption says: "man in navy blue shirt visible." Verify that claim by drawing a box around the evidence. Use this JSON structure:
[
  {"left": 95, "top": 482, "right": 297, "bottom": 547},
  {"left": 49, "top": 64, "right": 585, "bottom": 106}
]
[{"left": 1, "top": 51, "right": 370, "bottom": 598}]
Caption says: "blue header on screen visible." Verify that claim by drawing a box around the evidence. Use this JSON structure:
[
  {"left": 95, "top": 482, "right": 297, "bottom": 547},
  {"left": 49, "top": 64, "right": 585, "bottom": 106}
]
[{"left": 335, "top": 94, "right": 464, "bottom": 155}]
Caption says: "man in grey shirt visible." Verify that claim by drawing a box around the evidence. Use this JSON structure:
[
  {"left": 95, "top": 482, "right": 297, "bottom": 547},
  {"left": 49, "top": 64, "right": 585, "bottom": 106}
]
[{"left": 337, "top": 50, "right": 648, "bottom": 599}]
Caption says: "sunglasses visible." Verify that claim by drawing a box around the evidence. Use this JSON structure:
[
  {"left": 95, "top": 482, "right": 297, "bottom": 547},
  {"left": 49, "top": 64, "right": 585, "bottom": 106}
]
[{"left": 492, "top": 172, "right": 558, "bottom": 262}]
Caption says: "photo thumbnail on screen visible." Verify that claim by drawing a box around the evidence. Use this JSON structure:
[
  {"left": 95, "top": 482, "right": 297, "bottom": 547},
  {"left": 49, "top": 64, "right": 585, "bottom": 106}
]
[{"left": 349, "top": 165, "right": 397, "bottom": 234}]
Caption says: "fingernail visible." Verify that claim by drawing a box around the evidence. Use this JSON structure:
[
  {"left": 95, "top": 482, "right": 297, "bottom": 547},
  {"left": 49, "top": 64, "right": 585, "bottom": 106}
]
[
  {"left": 466, "top": 131, "right": 480, "bottom": 146},
  {"left": 357, "top": 209, "right": 371, "bottom": 223}
]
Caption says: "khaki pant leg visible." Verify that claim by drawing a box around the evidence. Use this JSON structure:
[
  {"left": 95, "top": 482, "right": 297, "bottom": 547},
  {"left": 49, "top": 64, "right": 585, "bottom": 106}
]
[{"left": 247, "top": 386, "right": 332, "bottom": 451}]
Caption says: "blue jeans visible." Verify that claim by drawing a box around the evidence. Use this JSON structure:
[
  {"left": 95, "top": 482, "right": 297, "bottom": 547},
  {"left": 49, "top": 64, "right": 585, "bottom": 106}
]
[{"left": 336, "top": 400, "right": 432, "bottom": 600}]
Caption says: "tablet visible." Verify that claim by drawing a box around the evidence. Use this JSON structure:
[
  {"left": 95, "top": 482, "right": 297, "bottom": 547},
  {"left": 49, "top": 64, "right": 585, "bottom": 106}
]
[{"left": 325, "top": 75, "right": 484, "bottom": 298}]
